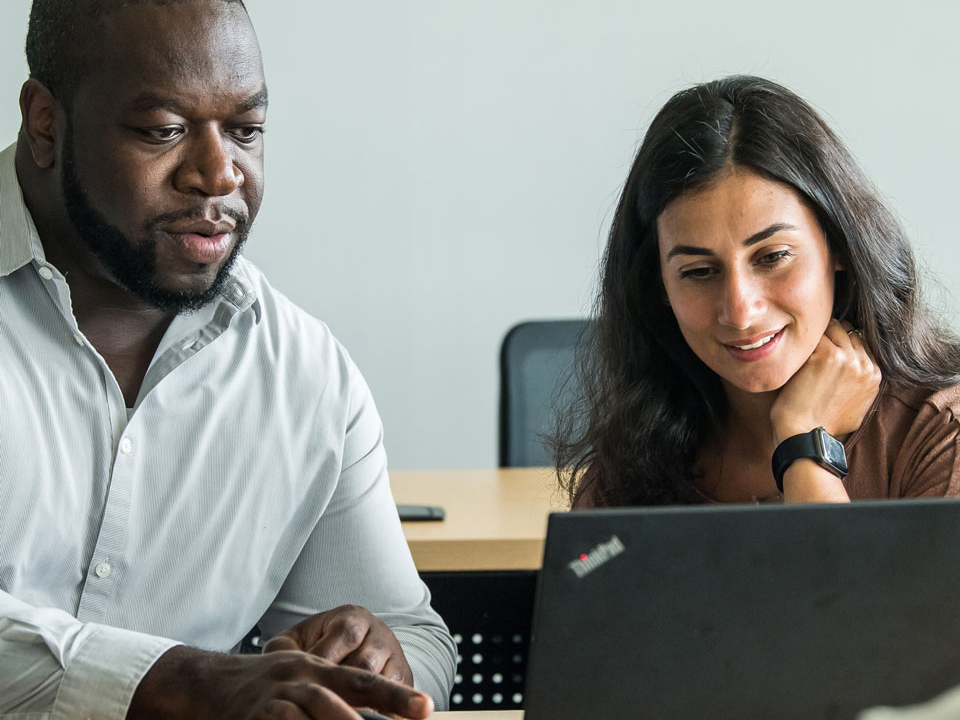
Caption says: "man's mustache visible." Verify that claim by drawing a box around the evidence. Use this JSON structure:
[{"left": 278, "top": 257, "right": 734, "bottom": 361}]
[{"left": 148, "top": 205, "right": 247, "bottom": 229}]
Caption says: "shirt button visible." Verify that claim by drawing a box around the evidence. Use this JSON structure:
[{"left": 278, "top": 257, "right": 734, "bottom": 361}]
[
  {"left": 73, "top": 332, "right": 85, "bottom": 346},
  {"left": 38, "top": 266, "right": 54, "bottom": 280},
  {"left": 119, "top": 437, "right": 133, "bottom": 454},
  {"left": 227, "top": 283, "right": 244, "bottom": 303},
  {"left": 95, "top": 562, "right": 112, "bottom": 578}
]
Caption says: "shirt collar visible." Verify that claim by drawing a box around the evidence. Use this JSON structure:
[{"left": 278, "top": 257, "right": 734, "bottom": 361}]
[
  {"left": 0, "top": 141, "right": 49, "bottom": 277},
  {"left": 0, "top": 139, "right": 260, "bottom": 320},
  {"left": 221, "top": 257, "right": 261, "bottom": 321}
]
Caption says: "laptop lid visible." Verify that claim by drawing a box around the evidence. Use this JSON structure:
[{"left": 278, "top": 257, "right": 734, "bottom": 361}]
[{"left": 523, "top": 500, "right": 960, "bottom": 720}]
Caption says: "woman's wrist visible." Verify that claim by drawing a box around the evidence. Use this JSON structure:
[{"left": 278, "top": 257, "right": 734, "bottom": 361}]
[
  {"left": 780, "top": 459, "right": 851, "bottom": 503},
  {"left": 772, "top": 421, "right": 819, "bottom": 446}
]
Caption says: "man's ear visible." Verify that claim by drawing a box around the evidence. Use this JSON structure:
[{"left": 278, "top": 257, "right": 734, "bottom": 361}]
[{"left": 19, "top": 79, "right": 61, "bottom": 169}]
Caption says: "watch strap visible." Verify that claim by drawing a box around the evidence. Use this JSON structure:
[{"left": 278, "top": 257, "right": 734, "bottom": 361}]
[{"left": 771, "top": 427, "right": 848, "bottom": 493}]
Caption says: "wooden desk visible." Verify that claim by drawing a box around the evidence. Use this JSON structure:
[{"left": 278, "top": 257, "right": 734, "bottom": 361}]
[
  {"left": 391, "top": 468, "right": 565, "bottom": 712},
  {"left": 391, "top": 468, "right": 567, "bottom": 571}
]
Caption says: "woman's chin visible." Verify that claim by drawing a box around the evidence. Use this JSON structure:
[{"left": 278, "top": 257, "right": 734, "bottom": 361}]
[{"left": 723, "top": 373, "right": 791, "bottom": 396}]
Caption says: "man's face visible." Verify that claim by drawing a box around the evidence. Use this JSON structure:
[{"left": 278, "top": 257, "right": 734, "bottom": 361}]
[{"left": 58, "top": 1, "right": 267, "bottom": 311}]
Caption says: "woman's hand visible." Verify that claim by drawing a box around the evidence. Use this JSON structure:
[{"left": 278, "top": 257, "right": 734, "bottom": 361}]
[
  {"left": 770, "top": 319, "right": 882, "bottom": 444},
  {"left": 769, "top": 319, "right": 881, "bottom": 502}
]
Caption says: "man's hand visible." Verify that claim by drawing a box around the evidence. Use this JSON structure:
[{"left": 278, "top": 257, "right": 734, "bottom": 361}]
[
  {"left": 264, "top": 605, "right": 414, "bottom": 686},
  {"left": 127, "top": 645, "right": 432, "bottom": 720}
]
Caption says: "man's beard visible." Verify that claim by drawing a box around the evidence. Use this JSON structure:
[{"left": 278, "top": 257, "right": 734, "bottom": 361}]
[{"left": 60, "top": 129, "right": 250, "bottom": 313}]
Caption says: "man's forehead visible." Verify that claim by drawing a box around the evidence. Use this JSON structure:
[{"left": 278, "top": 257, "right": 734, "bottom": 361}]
[
  {"left": 81, "top": 0, "right": 247, "bottom": 23},
  {"left": 126, "top": 86, "right": 269, "bottom": 118},
  {"left": 93, "top": 1, "right": 256, "bottom": 61},
  {"left": 79, "top": 0, "right": 264, "bottom": 103}
]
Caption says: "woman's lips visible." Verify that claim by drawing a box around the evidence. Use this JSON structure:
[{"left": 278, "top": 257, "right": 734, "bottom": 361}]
[
  {"left": 171, "top": 232, "right": 232, "bottom": 265},
  {"left": 724, "top": 328, "right": 785, "bottom": 362}
]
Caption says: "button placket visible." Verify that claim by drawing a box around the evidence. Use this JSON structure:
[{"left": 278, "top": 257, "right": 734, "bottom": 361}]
[{"left": 76, "top": 431, "right": 137, "bottom": 623}]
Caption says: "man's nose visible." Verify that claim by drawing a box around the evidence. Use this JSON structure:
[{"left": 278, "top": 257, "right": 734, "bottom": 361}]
[
  {"left": 717, "top": 271, "right": 766, "bottom": 329},
  {"left": 174, "top": 127, "right": 244, "bottom": 197}
]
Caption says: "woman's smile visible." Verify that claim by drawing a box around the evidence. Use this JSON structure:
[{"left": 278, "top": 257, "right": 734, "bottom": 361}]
[
  {"left": 657, "top": 167, "right": 839, "bottom": 396},
  {"left": 724, "top": 327, "right": 785, "bottom": 362}
]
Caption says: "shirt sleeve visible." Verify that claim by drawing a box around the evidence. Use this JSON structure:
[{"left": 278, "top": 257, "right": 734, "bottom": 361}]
[
  {"left": 0, "top": 591, "right": 178, "bottom": 719},
  {"left": 893, "top": 399, "right": 960, "bottom": 498},
  {"left": 255, "top": 360, "right": 457, "bottom": 709}
]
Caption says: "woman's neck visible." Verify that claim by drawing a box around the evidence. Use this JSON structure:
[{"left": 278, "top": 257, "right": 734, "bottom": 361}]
[
  {"left": 695, "top": 383, "right": 786, "bottom": 503},
  {"left": 722, "top": 382, "right": 780, "bottom": 458}
]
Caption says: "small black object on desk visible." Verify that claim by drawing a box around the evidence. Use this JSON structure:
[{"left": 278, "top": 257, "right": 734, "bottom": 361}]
[
  {"left": 355, "top": 711, "right": 394, "bottom": 720},
  {"left": 396, "top": 503, "right": 445, "bottom": 521}
]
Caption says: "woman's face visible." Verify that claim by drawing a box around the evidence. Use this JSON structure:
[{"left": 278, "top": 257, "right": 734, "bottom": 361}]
[{"left": 657, "top": 167, "right": 838, "bottom": 396}]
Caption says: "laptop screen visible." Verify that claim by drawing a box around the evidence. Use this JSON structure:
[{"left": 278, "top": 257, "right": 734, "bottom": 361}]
[{"left": 524, "top": 500, "right": 960, "bottom": 720}]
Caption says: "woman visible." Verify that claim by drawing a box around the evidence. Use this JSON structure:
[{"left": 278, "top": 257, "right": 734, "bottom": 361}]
[{"left": 556, "top": 75, "right": 960, "bottom": 507}]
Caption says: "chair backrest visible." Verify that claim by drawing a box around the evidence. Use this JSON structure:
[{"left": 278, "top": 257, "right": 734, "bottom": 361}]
[{"left": 499, "top": 319, "right": 588, "bottom": 467}]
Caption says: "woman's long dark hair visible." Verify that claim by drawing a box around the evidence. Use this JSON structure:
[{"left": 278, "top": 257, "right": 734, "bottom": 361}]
[{"left": 556, "top": 75, "right": 960, "bottom": 507}]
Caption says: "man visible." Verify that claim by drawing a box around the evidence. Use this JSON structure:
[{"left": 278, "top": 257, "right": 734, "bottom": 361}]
[{"left": 0, "top": 1, "right": 456, "bottom": 718}]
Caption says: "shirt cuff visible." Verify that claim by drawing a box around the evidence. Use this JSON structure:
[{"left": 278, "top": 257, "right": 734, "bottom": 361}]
[
  {"left": 53, "top": 623, "right": 180, "bottom": 720},
  {"left": 393, "top": 627, "right": 456, "bottom": 711}
]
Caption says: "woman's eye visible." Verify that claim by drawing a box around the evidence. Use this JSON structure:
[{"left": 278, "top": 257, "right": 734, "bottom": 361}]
[
  {"left": 758, "top": 250, "right": 792, "bottom": 266},
  {"left": 679, "top": 266, "right": 716, "bottom": 280}
]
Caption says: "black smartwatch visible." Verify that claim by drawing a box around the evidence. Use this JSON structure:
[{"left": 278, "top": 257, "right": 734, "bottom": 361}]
[{"left": 771, "top": 426, "right": 848, "bottom": 493}]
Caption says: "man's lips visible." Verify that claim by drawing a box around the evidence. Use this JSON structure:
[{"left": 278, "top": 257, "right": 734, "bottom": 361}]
[
  {"left": 168, "top": 231, "right": 233, "bottom": 265},
  {"left": 724, "top": 328, "right": 785, "bottom": 361},
  {"left": 164, "top": 218, "right": 236, "bottom": 236},
  {"left": 161, "top": 218, "right": 238, "bottom": 265}
]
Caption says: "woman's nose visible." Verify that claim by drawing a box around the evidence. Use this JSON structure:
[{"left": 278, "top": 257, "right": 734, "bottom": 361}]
[{"left": 717, "top": 271, "right": 766, "bottom": 330}]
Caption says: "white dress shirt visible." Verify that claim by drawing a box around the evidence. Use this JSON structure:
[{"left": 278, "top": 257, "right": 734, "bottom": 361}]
[{"left": 0, "top": 142, "right": 456, "bottom": 718}]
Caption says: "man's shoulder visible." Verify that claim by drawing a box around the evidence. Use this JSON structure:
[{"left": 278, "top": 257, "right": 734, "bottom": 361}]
[
  {"left": 229, "top": 257, "right": 359, "bottom": 377},
  {"left": 232, "top": 257, "right": 336, "bottom": 343}
]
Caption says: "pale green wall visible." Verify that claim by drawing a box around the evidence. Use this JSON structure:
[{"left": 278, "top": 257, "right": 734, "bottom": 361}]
[{"left": 3, "top": 1, "right": 958, "bottom": 468}]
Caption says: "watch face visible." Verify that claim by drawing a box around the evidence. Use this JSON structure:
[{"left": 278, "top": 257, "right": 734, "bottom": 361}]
[{"left": 817, "top": 428, "right": 849, "bottom": 475}]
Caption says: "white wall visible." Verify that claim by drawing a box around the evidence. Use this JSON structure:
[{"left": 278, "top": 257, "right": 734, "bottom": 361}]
[{"left": 2, "top": 1, "right": 958, "bottom": 468}]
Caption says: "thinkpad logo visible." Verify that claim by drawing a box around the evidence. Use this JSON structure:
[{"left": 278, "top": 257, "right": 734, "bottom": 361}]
[{"left": 567, "top": 535, "right": 625, "bottom": 578}]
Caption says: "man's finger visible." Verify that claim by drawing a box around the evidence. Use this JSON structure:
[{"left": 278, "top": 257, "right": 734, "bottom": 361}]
[
  {"left": 314, "top": 664, "right": 433, "bottom": 719},
  {"left": 307, "top": 616, "right": 371, "bottom": 663},
  {"left": 284, "top": 681, "right": 365, "bottom": 720},
  {"left": 380, "top": 654, "right": 413, "bottom": 686},
  {"left": 262, "top": 633, "right": 302, "bottom": 654},
  {"left": 340, "top": 644, "right": 390, "bottom": 676}
]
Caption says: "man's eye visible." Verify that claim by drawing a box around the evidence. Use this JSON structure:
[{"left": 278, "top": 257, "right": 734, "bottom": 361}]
[
  {"left": 229, "top": 126, "right": 265, "bottom": 143},
  {"left": 140, "top": 127, "right": 183, "bottom": 143}
]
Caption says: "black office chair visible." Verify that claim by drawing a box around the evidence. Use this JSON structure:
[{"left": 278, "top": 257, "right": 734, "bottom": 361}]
[
  {"left": 499, "top": 319, "right": 589, "bottom": 468},
  {"left": 437, "top": 319, "right": 589, "bottom": 712}
]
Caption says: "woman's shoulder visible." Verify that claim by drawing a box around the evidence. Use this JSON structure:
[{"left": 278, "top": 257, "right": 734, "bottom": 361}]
[
  {"left": 878, "top": 381, "right": 960, "bottom": 418},
  {"left": 847, "top": 381, "right": 960, "bottom": 455},
  {"left": 846, "top": 381, "right": 960, "bottom": 499}
]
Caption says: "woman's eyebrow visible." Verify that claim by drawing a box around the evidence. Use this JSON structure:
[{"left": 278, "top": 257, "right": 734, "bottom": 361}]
[{"left": 665, "top": 222, "right": 799, "bottom": 260}]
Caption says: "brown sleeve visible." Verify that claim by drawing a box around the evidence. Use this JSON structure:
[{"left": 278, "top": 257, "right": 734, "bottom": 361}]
[{"left": 893, "top": 401, "right": 960, "bottom": 498}]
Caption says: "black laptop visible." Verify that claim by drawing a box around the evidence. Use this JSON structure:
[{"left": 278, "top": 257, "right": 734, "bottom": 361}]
[{"left": 523, "top": 500, "right": 960, "bottom": 720}]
